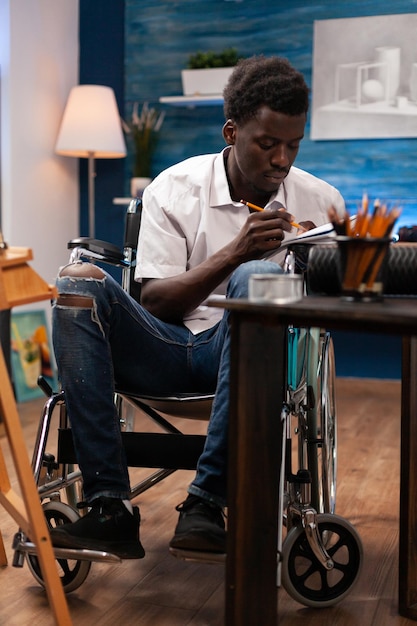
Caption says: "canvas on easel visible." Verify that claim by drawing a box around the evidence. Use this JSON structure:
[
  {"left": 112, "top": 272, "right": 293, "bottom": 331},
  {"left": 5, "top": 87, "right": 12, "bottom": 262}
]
[{"left": 10, "top": 310, "right": 57, "bottom": 402}]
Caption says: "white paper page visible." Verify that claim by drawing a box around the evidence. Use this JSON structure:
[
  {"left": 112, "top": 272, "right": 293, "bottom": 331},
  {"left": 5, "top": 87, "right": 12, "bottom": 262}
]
[{"left": 280, "top": 215, "right": 357, "bottom": 250}]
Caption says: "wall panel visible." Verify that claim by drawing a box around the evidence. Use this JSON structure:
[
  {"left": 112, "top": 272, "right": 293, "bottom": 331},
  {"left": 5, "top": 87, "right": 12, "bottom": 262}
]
[{"left": 125, "top": 0, "right": 417, "bottom": 228}]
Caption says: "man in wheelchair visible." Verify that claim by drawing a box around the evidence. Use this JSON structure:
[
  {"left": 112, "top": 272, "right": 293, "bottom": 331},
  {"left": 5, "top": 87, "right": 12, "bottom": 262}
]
[{"left": 50, "top": 55, "right": 345, "bottom": 559}]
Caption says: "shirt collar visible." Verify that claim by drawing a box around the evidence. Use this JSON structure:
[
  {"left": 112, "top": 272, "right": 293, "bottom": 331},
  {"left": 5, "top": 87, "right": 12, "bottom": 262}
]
[
  {"left": 210, "top": 147, "right": 290, "bottom": 210},
  {"left": 209, "top": 148, "right": 234, "bottom": 208}
]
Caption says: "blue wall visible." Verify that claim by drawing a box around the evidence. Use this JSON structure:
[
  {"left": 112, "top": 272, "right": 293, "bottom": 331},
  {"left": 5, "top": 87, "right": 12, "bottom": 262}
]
[
  {"left": 79, "top": 0, "right": 126, "bottom": 242},
  {"left": 80, "top": 0, "right": 417, "bottom": 378},
  {"left": 125, "top": 0, "right": 417, "bottom": 232}
]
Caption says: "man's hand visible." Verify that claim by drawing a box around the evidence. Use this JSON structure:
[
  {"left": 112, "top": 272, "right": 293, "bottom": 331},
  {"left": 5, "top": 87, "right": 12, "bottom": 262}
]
[{"left": 230, "top": 208, "right": 294, "bottom": 262}]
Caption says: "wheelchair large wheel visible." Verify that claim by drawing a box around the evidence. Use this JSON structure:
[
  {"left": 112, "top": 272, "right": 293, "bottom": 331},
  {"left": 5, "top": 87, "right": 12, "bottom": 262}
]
[
  {"left": 307, "top": 330, "right": 337, "bottom": 515},
  {"left": 281, "top": 513, "right": 362, "bottom": 608},
  {"left": 26, "top": 500, "right": 91, "bottom": 593}
]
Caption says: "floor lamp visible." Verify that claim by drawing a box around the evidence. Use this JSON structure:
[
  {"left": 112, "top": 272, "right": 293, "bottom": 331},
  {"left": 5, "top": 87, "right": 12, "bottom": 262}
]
[{"left": 55, "top": 85, "right": 126, "bottom": 238}]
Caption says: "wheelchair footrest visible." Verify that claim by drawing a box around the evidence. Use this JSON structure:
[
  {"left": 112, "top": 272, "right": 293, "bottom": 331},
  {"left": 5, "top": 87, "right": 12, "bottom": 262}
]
[
  {"left": 17, "top": 539, "right": 122, "bottom": 563},
  {"left": 57, "top": 429, "right": 206, "bottom": 470}
]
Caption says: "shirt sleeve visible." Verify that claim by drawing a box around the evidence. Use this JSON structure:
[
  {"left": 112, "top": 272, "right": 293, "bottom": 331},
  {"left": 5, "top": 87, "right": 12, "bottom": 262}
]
[{"left": 135, "top": 186, "right": 188, "bottom": 282}]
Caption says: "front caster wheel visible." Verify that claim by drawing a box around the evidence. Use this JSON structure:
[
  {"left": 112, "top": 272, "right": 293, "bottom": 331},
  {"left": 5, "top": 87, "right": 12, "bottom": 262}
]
[
  {"left": 26, "top": 500, "right": 91, "bottom": 593},
  {"left": 281, "top": 513, "right": 362, "bottom": 608}
]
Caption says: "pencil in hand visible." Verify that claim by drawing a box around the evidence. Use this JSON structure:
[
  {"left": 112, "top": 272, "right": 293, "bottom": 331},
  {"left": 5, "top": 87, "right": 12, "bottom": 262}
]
[{"left": 240, "top": 199, "right": 301, "bottom": 229}]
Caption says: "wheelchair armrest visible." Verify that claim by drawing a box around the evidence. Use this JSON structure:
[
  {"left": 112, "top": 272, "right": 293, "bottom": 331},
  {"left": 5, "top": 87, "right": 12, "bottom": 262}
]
[{"left": 68, "top": 237, "right": 128, "bottom": 266}]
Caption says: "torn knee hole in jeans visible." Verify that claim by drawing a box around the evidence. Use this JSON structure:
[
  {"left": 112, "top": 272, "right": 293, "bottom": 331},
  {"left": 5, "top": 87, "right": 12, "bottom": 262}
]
[
  {"left": 58, "top": 262, "right": 106, "bottom": 281},
  {"left": 56, "top": 295, "right": 105, "bottom": 336},
  {"left": 56, "top": 294, "right": 94, "bottom": 308}
]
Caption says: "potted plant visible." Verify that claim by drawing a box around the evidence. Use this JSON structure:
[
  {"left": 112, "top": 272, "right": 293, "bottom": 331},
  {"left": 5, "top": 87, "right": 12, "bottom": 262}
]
[
  {"left": 181, "top": 48, "right": 243, "bottom": 96},
  {"left": 122, "top": 102, "right": 165, "bottom": 197}
]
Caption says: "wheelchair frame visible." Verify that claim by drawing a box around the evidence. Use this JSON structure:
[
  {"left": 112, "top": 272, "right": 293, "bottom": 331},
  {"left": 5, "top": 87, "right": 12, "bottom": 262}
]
[{"left": 11, "top": 200, "right": 363, "bottom": 606}]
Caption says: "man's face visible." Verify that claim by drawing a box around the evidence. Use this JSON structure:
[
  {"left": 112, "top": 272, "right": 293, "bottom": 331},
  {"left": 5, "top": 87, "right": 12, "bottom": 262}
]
[{"left": 224, "top": 106, "right": 306, "bottom": 195}]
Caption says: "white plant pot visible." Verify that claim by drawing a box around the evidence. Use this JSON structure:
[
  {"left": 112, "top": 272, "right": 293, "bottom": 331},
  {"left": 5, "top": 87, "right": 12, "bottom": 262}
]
[
  {"left": 181, "top": 67, "right": 234, "bottom": 96},
  {"left": 130, "top": 177, "right": 152, "bottom": 199}
]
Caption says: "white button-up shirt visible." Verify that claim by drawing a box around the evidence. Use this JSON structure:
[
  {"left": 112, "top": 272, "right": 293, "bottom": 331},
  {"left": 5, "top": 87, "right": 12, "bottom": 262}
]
[{"left": 136, "top": 149, "right": 345, "bottom": 334}]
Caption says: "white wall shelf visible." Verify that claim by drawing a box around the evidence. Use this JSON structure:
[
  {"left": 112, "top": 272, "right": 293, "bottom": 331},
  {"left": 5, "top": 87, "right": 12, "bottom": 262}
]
[
  {"left": 159, "top": 95, "right": 223, "bottom": 107},
  {"left": 113, "top": 197, "right": 132, "bottom": 205}
]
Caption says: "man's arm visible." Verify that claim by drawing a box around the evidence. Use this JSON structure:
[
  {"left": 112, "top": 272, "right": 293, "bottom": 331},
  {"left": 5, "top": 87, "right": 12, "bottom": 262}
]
[{"left": 140, "top": 209, "right": 294, "bottom": 323}]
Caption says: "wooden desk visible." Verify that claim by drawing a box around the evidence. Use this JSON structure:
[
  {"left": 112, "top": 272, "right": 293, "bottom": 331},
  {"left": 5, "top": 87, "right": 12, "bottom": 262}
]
[{"left": 214, "top": 296, "right": 417, "bottom": 626}]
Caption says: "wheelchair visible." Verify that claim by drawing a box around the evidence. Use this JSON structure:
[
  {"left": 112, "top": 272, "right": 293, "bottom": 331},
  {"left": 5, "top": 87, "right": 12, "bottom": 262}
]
[{"left": 11, "top": 199, "right": 365, "bottom": 607}]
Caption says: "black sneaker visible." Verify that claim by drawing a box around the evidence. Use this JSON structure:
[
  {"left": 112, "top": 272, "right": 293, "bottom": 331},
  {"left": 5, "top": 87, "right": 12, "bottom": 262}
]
[
  {"left": 49, "top": 497, "right": 145, "bottom": 559},
  {"left": 169, "top": 494, "right": 226, "bottom": 553}
]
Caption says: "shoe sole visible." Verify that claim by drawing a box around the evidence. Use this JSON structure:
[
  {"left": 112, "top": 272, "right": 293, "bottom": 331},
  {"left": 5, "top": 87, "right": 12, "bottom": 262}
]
[
  {"left": 169, "top": 529, "right": 226, "bottom": 554},
  {"left": 50, "top": 531, "right": 145, "bottom": 559},
  {"left": 169, "top": 546, "right": 226, "bottom": 563}
]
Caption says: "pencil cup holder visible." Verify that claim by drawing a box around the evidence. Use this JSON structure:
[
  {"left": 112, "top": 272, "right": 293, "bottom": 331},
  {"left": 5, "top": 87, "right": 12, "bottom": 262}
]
[
  {"left": 336, "top": 236, "right": 391, "bottom": 302},
  {"left": 248, "top": 273, "right": 303, "bottom": 304}
]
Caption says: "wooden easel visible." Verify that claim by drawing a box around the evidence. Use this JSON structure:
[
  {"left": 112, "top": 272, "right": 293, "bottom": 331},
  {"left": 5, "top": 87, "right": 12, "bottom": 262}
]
[{"left": 0, "top": 247, "right": 72, "bottom": 625}]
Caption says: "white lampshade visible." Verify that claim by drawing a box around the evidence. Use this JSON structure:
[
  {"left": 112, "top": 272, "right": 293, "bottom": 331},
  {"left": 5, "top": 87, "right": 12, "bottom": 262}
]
[
  {"left": 55, "top": 85, "right": 126, "bottom": 238},
  {"left": 55, "top": 84, "right": 126, "bottom": 158}
]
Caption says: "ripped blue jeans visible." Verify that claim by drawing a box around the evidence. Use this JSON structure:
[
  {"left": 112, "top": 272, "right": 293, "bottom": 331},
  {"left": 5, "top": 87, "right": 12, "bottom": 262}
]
[{"left": 52, "top": 260, "right": 283, "bottom": 507}]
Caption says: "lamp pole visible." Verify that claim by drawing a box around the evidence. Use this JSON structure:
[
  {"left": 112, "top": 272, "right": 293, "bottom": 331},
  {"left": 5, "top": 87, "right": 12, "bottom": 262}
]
[{"left": 87, "top": 151, "right": 95, "bottom": 238}]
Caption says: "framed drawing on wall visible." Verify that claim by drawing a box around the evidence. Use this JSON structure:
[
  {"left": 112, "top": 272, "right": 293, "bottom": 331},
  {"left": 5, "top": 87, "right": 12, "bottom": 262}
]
[
  {"left": 311, "top": 13, "right": 417, "bottom": 140},
  {"left": 11, "top": 310, "right": 57, "bottom": 403}
]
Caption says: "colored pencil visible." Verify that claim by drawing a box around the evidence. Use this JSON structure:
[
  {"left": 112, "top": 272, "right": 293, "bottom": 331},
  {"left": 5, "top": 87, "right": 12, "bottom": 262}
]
[{"left": 240, "top": 200, "right": 301, "bottom": 229}]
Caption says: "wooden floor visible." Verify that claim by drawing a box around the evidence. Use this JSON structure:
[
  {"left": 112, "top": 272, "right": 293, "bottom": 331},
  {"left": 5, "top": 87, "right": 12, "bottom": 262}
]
[{"left": 0, "top": 378, "right": 415, "bottom": 626}]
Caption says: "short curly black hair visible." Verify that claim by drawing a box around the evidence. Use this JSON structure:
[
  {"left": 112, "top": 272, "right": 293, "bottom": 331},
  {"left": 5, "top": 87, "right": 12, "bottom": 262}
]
[{"left": 223, "top": 55, "right": 309, "bottom": 124}]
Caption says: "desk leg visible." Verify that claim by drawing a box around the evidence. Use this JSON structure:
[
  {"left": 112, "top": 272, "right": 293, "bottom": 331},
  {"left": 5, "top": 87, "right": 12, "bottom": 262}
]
[
  {"left": 399, "top": 336, "right": 417, "bottom": 619},
  {"left": 226, "top": 313, "right": 286, "bottom": 626}
]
